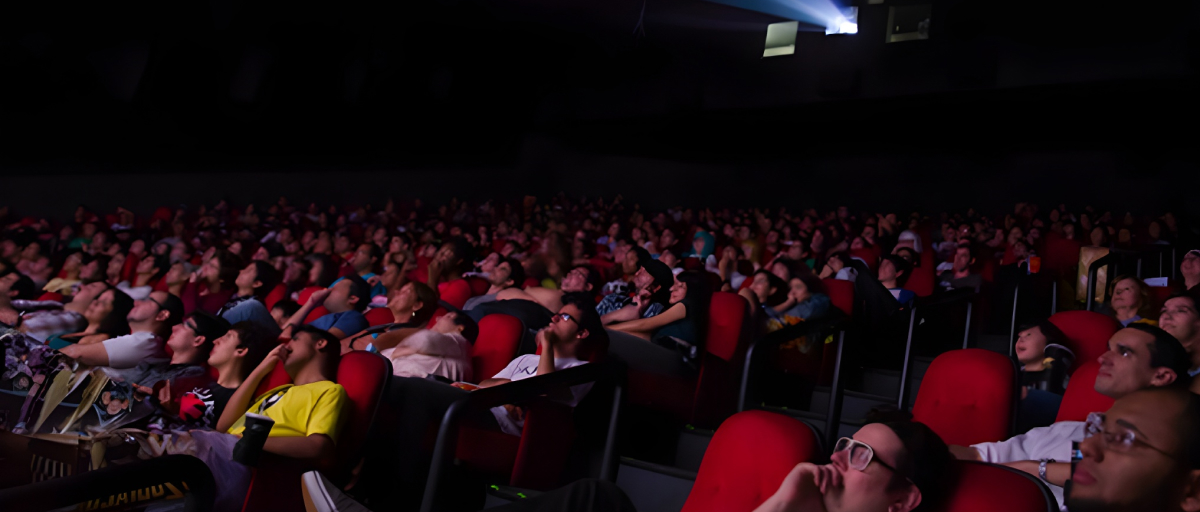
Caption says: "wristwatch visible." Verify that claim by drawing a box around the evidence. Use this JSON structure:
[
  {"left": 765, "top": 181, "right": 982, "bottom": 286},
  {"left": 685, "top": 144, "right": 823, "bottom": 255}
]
[{"left": 1039, "top": 459, "right": 1056, "bottom": 483}]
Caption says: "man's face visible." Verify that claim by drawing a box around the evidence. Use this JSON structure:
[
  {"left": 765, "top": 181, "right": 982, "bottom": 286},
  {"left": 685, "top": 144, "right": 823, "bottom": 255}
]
[
  {"left": 1160, "top": 297, "right": 1200, "bottom": 354},
  {"left": 623, "top": 250, "right": 639, "bottom": 275},
  {"left": 878, "top": 259, "right": 897, "bottom": 284},
  {"left": 75, "top": 281, "right": 109, "bottom": 305},
  {"left": 561, "top": 267, "right": 590, "bottom": 293},
  {"left": 234, "top": 263, "right": 258, "bottom": 290},
  {"left": 479, "top": 253, "right": 500, "bottom": 274},
  {"left": 548, "top": 303, "right": 584, "bottom": 348},
  {"left": 351, "top": 244, "right": 375, "bottom": 272},
  {"left": 0, "top": 272, "right": 19, "bottom": 296},
  {"left": 1182, "top": 252, "right": 1200, "bottom": 280},
  {"left": 1095, "top": 328, "right": 1171, "bottom": 398},
  {"left": 952, "top": 247, "right": 972, "bottom": 272},
  {"left": 1069, "top": 392, "right": 1192, "bottom": 512},
  {"left": 166, "top": 316, "right": 201, "bottom": 356},
  {"left": 490, "top": 262, "right": 514, "bottom": 287},
  {"left": 324, "top": 279, "right": 355, "bottom": 313},
  {"left": 80, "top": 260, "right": 103, "bottom": 281},
  {"left": 129, "top": 291, "right": 168, "bottom": 323},
  {"left": 282, "top": 331, "right": 323, "bottom": 375},
  {"left": 822, "top": 423, "right": 915, "bottom": 512},
  {"left": 632, "top": 267, "right": 654, "bottom": 291}
]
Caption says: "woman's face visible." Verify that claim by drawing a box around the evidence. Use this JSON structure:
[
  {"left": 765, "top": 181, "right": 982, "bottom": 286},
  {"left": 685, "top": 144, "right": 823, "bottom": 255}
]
[
  {"left": 1110, "top": 278, "right": 1141, "bottom": 310},
  {"left": 771, "top": 262, "right": 790, "bottom": 282},
  {"left": 750, "top": 273, "right": 774, "bottom": 302},
  {"left": 228, "top": 241, "right": 243, "bottom": 256},
  {"left": 136, "top": 255, "right": 157, "bottom": 274},
  {"left": 107, "top": 253, "right": 125, "bottom": 278},
  {"left": 668, "top": 276, "right": 688, "bottom": 304},
  {"left": 308, "top": 260, "right": 324, "bottom": 285},
  {"left": 788, "top": 278, "right": 811, "bottom": 304},
  {"left": 129, "top": 240, "right": 145, "bottom": 255},
  {"left": 389, "top": 283, "right": 420, "bottom": 312},
  {"left": 693, "top": 236, "right": 706, "bottom": 255},
  {"left": 203, "top": 257, "right": 222, "bottom": 283},
  {"left": 660, "top": 230, "right": 676, "bottom": 249},
  {"left": 64, "top": 252, "right": 83, "bottom": 272},
  {"left": 659, "top": 249, "right": 678, "bottom": 269},
  {"left": 85, "top": 290, "right": 116, "bottom": 324},
  {"left": 1014, "top": 326, "right": 1049, "bottom": 365}
]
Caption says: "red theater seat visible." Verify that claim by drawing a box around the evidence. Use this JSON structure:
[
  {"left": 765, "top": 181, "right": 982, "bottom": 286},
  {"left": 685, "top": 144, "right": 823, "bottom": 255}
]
[
  {"left": 37, "top": 291, "right": 64, "bottom": 303},
  {"left": 467, "top": 276, "right": 490, "bottom": 297},
  {"left": 439, "top": 279, "right": 473, "bottom": 310},
  {"left": 263, "top": 284, "right": 286, "bottom": 310},
  {"left": 1055, "top": 361, "right": 1114, "bottom": 423},
  {"left": 1048, "top": 311, "right": 1121, "bottom": 365},
  {"left": 903, "top": 249, "right": 937, "bottom": 298},
  {"left": 822, "top": 278, "right": 854, "bottom": 319},
  {"left": 911, "top": 349, "right": 1015, "bottom": 447},
  {"left": 934, "top": 460, "right": 1056, "bottom": 512},
  {"left": 364, "top": 307, "right": 394, "bottom": 327},
  {"left": 297, "top": 286, "right": 324, "bottom": 305},
  {"left": 469, "top": 314, "right": 524, "bottom": 383},
  {"left": 680, "top": 410, "right": 821, "bottom": 512},
  {"left": 1042, "top": 237, "right": 1082, "bottom": 276},
  {"left": 242, "top": 351, "right": 391, "bottom": 512}
]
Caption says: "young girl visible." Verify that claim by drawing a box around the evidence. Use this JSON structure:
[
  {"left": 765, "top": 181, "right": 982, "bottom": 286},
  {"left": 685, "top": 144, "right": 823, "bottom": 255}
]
[{"left": 1013, "top": 320, "right": 1074, "bottom": 395}]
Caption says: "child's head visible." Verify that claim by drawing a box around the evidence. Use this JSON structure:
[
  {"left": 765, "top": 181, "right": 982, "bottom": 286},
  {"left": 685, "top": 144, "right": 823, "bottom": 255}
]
[
  {"left": 1014, "top": 320, "right": 1068, "bottom": 367},
  {"left": 270, "top": 299, "right": 301, "bottom": 329}
]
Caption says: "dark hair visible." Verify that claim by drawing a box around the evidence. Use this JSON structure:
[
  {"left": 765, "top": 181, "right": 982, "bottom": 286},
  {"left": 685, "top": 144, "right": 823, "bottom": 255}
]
[
  {"left": 561, "top": 291, "right": 607, "bottom": 352},
  {"left": 442, "top": 237, "right": 474, "bottom": 273},
  {"left": 230, "top": 321, "right": 274, "bottom": 380},
  {"left": 342, "top": 274, "right": 372, "bottom": 312},
  {"left": 305, "top": 254, "right": 338, "bottom": 288},
  {"left": 212, "top": 249, "right": 244, "bottom": 290},
  {"left": 189, "top": 311, "right": 231, "bottom": 357},
  {"left": 272, "top": 298, "right": 301, "bottom": 318},
  {"left": 882, "top": 254, "right": 913, "bottom": 287},
  {"left": 84, "top": 254, "right": 111, "bottom": 283},
  {"left": 1, "top": 270, "right": 36, "bottom": 301},
  {"left": 879, "top": 421, "right": 955, "bottom": 510},
  {"left": 293, "top": 324, "right": 342, "bottom": 376},
  {"left": 895, "top": 247, "right": 920, "bottom": 267},
  {"left": 250, "top": 261, "right": 281, "bottom": 301},
  {"left": 792, "top": 270, "right": 826, "bottom": 298},
  {"left": 449, "top": 313, "right": 479, "bottom": 343},
  {"left": 753, "top": 269, "right": 790, "bottom": 307},
  {"left": 406, "top": 281, "right": 440, "bottom": 326},
  {"left": 96, "top": 287, "right": 134, "bottom": 337},
  {"left": 630, "top": 246, "right": 653, "bottom": 272},
  {"left": 676, "top": 271, "right": 713, "bottom": 344},
  {"left": 1178, "top": 391, "right": 1200, "bottom": 470},
  {"left": 160, "top": 293, "right": 186, "bottom": 327},
  {"left": 499, "top": 256, "right": 525, "bottom": 289},
  {"left": 147, "top": 254, "right": 172, "bottom": 284},
  {"left": 361, "top": 243, "right": 384, "bottom": 272},
  {"left": 1125, "top": 323, "right": 1191, "bottom": 386}
]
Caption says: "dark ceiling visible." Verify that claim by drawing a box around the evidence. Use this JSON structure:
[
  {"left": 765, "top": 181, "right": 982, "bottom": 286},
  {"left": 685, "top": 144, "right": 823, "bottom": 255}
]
[{"left": 1, "top": 0, "right": 1197, "bottom": 170}]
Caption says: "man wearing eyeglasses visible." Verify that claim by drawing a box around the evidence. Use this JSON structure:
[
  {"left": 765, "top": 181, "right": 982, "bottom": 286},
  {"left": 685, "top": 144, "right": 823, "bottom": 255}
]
[
  {"left": 1066, "top": 388, "right": 1200, "bottom": 512},
  {"left": 957, "top": 324, "right": 1192, "bottom": 507},
  {"left": 752, "top": 421, "right": 953, "bottom": 512},
  {"left": 59, "top": 290, "right": 185, "bottom": 369}
]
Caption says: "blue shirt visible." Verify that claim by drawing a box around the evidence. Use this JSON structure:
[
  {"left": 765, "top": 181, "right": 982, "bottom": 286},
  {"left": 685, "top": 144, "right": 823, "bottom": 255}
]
[
  {"left": 309, "top": 310, "right": 369, "bottom": 336},
  {"left": 221, "top": 299, "right": 283, "bottom": 339}
]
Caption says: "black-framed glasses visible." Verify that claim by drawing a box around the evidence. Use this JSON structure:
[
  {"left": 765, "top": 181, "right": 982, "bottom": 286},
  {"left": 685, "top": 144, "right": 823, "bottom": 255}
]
[
  {"left": 551, "top": 313, "right": 578, "bottom": 325},
  {"left": 145, "top": 295, "right": 166, "bottom": 311},
  {"left": 834, "top": 438, "right": 912, "bottom": 483},
  {"left": 1083, "top": 412, "right": 1175, "bottom": 458}
]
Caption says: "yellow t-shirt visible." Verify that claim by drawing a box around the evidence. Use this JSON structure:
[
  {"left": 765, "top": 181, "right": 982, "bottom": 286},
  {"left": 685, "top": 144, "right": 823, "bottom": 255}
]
[{"left": 227, "top": 381, "right": 349, "bottom": 444}]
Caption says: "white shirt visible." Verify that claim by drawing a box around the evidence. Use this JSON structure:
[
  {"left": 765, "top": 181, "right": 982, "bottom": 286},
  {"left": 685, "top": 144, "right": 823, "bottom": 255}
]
[
  {"left": 972, "top": 421, "right": 1084, "bottom": 507},
  {"left": 380, "top": 330, "right": 472, "bottom": 382},
  {"left": 488, "top": 355, "right": 591, "bottom": 436},
  {"left": 102, "top": 331, "right": 169, "bottom": 369}
]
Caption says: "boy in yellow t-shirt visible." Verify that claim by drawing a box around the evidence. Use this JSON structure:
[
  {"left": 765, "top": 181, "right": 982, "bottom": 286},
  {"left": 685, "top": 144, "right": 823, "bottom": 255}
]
[{"left": 218, "top": 324, "right": 348, "bottom": 465}]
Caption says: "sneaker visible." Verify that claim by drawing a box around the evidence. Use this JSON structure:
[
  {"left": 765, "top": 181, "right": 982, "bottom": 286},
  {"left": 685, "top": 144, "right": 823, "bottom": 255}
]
[{"left": 301, "top": 471, "right": 373, "bottom": 512}]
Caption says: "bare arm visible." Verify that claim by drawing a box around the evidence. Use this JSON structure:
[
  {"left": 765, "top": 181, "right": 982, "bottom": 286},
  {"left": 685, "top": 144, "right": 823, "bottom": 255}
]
[
  {"left": 948, "top": 444, "right": 982, "bottom": 461},
  {"left": 216, "top": 345, "right": 284, "bottom": 432},
  {"left": 58, "top": 342, "right": 109, "bottom": 367},
  {"left": 262, "top": 434, "right": 336, "bottom": 466},
  {"left": 609, "top": 303, "right": 687, "bottom": 338},
  {"left": 536, "top": 330, "right": 555, "bottom": 376},
  {"left": 280, "top": 288, "right": 331, "bottom": 339},
  {"left": 478, "top": 378, "right": 511, "bottom": 388},
  {"left": 601, "top": 305, "right": 640, "bottom": 326}
]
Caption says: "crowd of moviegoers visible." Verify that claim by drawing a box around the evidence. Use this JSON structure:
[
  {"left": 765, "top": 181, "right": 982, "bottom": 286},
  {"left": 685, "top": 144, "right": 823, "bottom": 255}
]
[{"left": 0, "top": 197, "right": 1198, "bottom": 512}]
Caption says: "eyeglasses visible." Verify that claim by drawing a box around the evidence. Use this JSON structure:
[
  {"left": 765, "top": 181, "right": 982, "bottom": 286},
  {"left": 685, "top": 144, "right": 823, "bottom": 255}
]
[
  {"left": 551, "top": 313, "right": 578, "bottom": 325},
  {"left": 144, "top": 295, "right": 166, "bottom": 311},
  {"left": 834, "top": 438, "right": 911, "bottom": 483},
  {"left": 1083, "top": 412, "right": 1175, "bottom": 458}
]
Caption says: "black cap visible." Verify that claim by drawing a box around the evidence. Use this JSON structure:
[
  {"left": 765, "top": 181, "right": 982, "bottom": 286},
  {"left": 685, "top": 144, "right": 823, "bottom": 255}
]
[{"left": 642, "top": 259, "right": 676, "bottom": 292}]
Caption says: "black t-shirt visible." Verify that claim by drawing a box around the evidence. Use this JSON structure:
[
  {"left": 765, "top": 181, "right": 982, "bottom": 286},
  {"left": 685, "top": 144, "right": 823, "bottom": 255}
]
[{"left": 206, "top": 384, "right": 236, "bottom": 423}]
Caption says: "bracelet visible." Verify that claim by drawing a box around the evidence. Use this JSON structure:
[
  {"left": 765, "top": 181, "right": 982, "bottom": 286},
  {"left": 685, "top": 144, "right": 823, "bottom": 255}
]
[{"left": 1038, "top": 459, "right": 1055, "bottom": 483}]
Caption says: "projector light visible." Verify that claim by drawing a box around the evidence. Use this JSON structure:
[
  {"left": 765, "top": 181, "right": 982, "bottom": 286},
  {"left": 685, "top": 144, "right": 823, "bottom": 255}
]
[{"left": 826, "top": 7, "right": 858, "bottom": 35}]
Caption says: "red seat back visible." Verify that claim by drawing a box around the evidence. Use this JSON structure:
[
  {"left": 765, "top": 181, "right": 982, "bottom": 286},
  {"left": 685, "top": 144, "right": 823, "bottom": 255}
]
[
  {"left": 297, "top": 286, "right": 325, "bottom": 305},
  {"left": 705, "top": 292, "right": 748, "bottom": 362},
  {"left": 1055, "top": 361, "right": 1114, "bottom": 422},
  {"left": 37, "top": 291, "right": 64, "bottom": 303},
  {"left": 1042, "top": 237, "right": 1082, "bottom": 276},
  {"left": 439, "top": 279, "right": 473, "bottom": 310},
  {"left": 822, "top": 278, "right": 855, "bottom": 319},
  {"left": 1048, "top": 311, "right": 1121, "bottom": 365},
  {"left": 1147, "top": 284, "right": 1175, "bottom": 312},
  {"left": 692, "top": 292, "right": 751, "bottom": 427},
  {"left": 263, "top": 284, "right": 286, "bottom": 310},
  {"left": 470, "top": 314, "right": 524, "bottom": 383},
  {"left": 904, "top": 249, "right": 937, "bottom": 298},
  {"left": 364, "top": 307, "right": 394, "bottom": 327},
  {"left": 934, "top": 461, "right": 1055, "bottom": 512},
  {"left": 911, "top": 349, "right": 1015, "bottom": 447},
  {"left": 681, "top": 411, "right": 821, "bottom": 512},
  {"left": 466, "top": 276, "right": 490, "bottom": 297}
]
